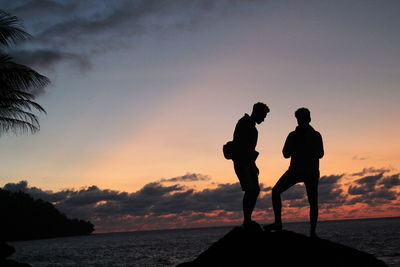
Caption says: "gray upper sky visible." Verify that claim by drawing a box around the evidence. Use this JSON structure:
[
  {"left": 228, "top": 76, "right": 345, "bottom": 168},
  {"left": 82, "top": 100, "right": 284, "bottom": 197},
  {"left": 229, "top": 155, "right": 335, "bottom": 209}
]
[{"left": 0, "top": 0, "right": 399, "bottom": 192}]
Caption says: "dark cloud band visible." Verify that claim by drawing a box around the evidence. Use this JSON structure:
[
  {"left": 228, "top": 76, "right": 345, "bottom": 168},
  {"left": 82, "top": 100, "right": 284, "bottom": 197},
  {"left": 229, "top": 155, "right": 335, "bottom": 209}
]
[{"left": 2, "top": 169, "right": 399, "bottom": 232}]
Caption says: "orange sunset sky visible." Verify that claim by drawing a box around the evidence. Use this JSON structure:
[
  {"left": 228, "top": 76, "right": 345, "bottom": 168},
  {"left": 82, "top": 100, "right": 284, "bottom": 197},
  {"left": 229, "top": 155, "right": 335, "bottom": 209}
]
[{"left": 1, "top": 0, "right": 399, "bottom": 232}]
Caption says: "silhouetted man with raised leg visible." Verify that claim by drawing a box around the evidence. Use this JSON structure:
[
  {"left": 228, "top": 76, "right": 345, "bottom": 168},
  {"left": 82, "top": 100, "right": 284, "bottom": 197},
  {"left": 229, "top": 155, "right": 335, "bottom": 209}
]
[
  {"left": 265, "top": 108, "right": 324, "bottom": 237},
  {"left": 233, "top": 102, "right": 269, "bottom": 229}
]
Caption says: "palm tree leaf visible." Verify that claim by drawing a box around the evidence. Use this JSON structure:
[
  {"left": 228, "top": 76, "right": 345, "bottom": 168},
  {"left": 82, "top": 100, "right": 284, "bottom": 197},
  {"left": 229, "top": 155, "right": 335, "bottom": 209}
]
[
  {"left": 0, "top": 117, "right": 39, "bottom": 135},
  {"left": 0, "top": 91, "right": 47, "bottom": 114},
  {"left": 0, "top": 10, "right": 47, "bottom": 135},
  {"left": 0, "top": 107, "right": 40, "bottom": 125},
  {"left": 0, "top": 54, "right": 50, "bottom": 93},
  {"left": 0, "top": 10, "right": 31, "bottom": 47},
  {"left": 0, "top": 99, "right": 46, "bottom": 113},
  {"left": 0, "top": 88, "right": 36, "bottom": 100}
]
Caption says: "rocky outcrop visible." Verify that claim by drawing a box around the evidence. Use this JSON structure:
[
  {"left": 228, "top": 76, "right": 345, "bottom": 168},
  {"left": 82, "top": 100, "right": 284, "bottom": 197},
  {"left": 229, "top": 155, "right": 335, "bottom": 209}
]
[
  {"left": 177, "top": 227, "right": 388, "bottom": 267},
  {"left": 0, "top": 242, "right": 31, "bottom": 267}
]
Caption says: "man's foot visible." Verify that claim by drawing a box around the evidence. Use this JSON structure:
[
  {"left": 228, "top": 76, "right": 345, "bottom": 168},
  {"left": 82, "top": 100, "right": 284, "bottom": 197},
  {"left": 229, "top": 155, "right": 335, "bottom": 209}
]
[
  {"left": 241, "top": 220, "right": 262, "bottom": 231},
  {"left": 263, "top": 222, "right": 282, "bottom": 232},
  {"left": 310, "top": 231, "right": 319, "bottom": 239}
]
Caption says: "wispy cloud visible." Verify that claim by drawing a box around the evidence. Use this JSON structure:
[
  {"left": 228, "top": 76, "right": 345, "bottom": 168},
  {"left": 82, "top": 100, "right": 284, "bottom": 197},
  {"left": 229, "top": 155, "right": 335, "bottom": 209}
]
[
  {"left": 159, "top": 173, "right": 210, "bottom": 183},
  {"left": 351, "top": 167, "right": 393, "bottom": 177},
  {"left": 11, "top": 49, "right": 91, "bottom": 73},
  {"left": 352, "top": 155, "right": 368, "bottom": 161},
  {"left": 1, "top": 0, "right": 263, "bottom": 74}
]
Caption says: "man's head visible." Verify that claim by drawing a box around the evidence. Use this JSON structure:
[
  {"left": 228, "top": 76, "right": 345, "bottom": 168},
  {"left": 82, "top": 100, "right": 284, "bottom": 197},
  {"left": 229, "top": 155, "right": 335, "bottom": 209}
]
[
  {"left": 295, "top": 107, "right": 311, "bottom": 126},
  {"left": 251, "top": 102, "right": 270, "bottom": 124}
]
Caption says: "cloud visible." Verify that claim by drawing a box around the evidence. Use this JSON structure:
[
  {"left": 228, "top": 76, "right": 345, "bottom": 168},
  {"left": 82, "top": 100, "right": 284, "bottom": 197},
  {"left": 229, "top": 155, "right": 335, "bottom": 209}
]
[
  {"left": 318, "top": 175, "right": 347, "bottom": 205},
  {"left": 379, "top": 174, "right": 400, "bottom": 188},
  {"left": 349, "top": 188, "right": 397, "bottom": 206},
  {"left": 347, "top": 172, "right": 400, "bottom": 206},
  {"left": 0, "top": 0, "right": 264, "bottom": 73},
  {"left": 3, "top": 169, "right": 399, "bottom": 232},
  {"left": 352, "top": 155, "right": 367, "bottom": 161},
  {"left": 2, "top": 180, "right": 72, "bottom": 202},
  {"left": 160, "top": 173, "right": 210, "bottom": 182},
  {"left": 3, "top": 0, "right": 78, "bottom": 21},
  {"left": 2, "top": 177, "right": 242, "bottom": 219},
  {"left": 348, "top": 173, "right": 383, "bottom": 195},
  {"left": 11, "top": 49, "right": 91, "bottom": 72},
  {"left": 351, "top": 167, "right": 392, "bottom": 176},
  {"left": 271, "top": 174, "right": 347, "bottom": 208},
  {"left": 282, "top": 184, "right": 306, "bottom": 200}
]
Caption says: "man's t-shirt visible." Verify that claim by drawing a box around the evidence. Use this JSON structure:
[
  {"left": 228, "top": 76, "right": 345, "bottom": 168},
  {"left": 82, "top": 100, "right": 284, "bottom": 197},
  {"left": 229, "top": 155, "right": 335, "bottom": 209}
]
[
  {"left": 233, "top": 114, "right": 258, "bottom": 162},
  {"left": 283, "top": 124, "right": 324, "bottom": 172}
]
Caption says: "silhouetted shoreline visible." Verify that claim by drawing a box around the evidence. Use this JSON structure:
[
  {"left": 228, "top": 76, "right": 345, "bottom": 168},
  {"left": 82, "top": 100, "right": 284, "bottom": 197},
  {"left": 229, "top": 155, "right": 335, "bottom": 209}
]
[{"left": 0, "top": 189, "right": 94, "bottom": 241}]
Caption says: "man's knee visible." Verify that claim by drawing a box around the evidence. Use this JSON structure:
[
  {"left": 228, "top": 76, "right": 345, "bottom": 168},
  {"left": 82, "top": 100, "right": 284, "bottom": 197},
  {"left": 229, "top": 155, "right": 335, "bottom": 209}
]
[
  {"left": 272, "top": 186, "right": 282, "bottom": 197},
  {"left": 308, "top": 197, "right": 318, "bottom": 209}
]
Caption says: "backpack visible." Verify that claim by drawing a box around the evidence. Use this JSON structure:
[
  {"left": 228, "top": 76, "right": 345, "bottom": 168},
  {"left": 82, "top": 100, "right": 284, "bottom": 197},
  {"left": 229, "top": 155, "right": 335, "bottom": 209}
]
[{"left": 223, "top": 141, "right": 236, "bottom": 160}]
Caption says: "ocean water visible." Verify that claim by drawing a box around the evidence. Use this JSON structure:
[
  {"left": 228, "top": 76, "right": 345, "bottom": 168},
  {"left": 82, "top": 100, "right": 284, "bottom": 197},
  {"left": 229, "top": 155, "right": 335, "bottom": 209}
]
[{"left": 9, "top": 217, "right": 400, "bottom": 267}]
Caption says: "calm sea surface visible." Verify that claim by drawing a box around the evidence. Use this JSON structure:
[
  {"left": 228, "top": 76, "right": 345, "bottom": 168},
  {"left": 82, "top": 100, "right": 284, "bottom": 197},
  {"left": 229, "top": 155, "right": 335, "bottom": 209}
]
[{"left": 9, "top": 217, "right": 400, "bottom": 267}]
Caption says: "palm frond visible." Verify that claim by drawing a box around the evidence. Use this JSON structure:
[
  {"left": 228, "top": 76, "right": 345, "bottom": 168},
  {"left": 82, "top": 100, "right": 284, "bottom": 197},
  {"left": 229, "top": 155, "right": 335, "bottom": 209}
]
[
  {"left": 0, "top": 10, "right": 31, "bottom": 48},
  {"left": 0, "top": 107, "right": 40, "bottom": 125},
  {"left": 0, "top": 89, "right": 47, "bottom": 114},
  {"left": 0, "top": 54, "right": 50, "bottom": 92},
  {"left": 0, "top": 10, "right": 48, "bottom": 136},
  {"left": 0, "top": 117, "right": 39, "bottom": 135},
  {"left": 0, "top": 97, "right": 46, "bottom": 113},
  {"left": 0, "top": 87, "right": 46, "bottom": 134},
  {"left": 0, "top": 88, "right": 36, "bottom": 100}
]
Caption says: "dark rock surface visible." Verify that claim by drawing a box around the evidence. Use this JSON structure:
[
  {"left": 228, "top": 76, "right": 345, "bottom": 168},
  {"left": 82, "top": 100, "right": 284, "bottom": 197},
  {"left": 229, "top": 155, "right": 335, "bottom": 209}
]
[
  {"left": 177, "top": 227, "right": 388, "bottom": 267},
  {"left": 0, "top": 242, "right": 31, "bottom": 267},
  {"left": 0, "top": 242, "right": 14, "bottom": 259}
]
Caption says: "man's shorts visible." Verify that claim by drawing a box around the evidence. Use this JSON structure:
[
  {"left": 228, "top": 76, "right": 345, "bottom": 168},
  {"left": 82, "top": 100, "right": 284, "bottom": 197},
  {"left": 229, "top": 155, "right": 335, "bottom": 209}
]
[{"left": 233, "top": 161, "right": 260, "bottom": 191}]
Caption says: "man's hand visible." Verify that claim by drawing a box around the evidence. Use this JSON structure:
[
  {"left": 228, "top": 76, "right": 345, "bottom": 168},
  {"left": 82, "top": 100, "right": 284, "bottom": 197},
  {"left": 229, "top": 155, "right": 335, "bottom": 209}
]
[{"left": 253, "top": 164, "right": 260, "bottom": 175}]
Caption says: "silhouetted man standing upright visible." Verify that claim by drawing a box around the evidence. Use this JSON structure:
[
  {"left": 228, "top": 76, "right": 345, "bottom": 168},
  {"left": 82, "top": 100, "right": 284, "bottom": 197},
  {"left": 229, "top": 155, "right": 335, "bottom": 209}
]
[
  {"left": 233, "top": 102, "right": 269, "bottom": 228},
  {"left": 265, "top": 108, "right": 324, "bottom": 237}
]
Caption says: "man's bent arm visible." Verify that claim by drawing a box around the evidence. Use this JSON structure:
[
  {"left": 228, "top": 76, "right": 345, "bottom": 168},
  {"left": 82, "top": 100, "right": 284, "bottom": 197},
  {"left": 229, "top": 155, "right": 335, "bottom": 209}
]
[
  {"left": 282, "top": 132, "right": 294, "bottom": 158},
  {"left": 316, "top": 132, "right": 324, "bottom": 159}
]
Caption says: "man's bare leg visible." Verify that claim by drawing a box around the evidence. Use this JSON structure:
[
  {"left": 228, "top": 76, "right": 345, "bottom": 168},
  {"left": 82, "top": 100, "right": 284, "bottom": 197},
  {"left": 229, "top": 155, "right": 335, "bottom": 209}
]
[
  {"left": 262, "top": 187, "right": 283, "bottom": 231},
  {"left": 243, "top": 189, "right": 259, "bottom": 225},
  {"left": 305, "top": 180, "right": 319, "bottom": 237},
  {"left": 264, "top": 171, "right": 297, "bottom": 231}
]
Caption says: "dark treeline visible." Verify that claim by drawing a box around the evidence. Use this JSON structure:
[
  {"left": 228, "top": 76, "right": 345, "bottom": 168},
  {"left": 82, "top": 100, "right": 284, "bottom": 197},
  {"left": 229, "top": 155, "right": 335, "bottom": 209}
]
[{"left": 0, "top": 189, "right": 94, "bottom": 241}]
